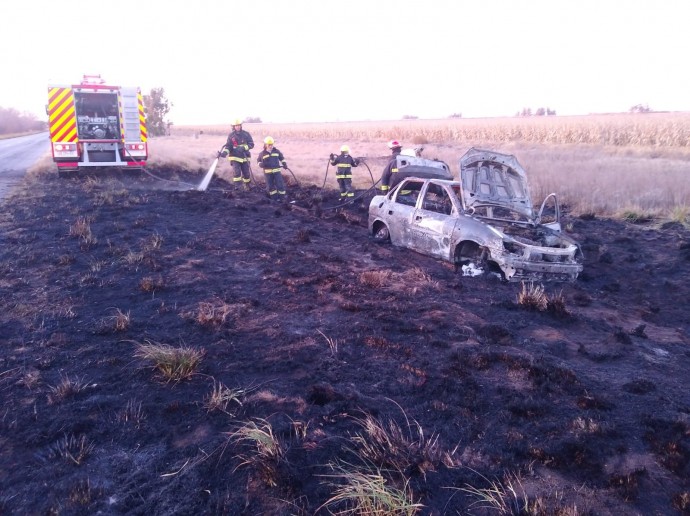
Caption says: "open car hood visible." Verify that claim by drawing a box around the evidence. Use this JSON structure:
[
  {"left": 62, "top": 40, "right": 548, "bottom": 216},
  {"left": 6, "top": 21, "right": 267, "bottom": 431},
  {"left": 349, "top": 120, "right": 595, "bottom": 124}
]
[{"left": 459, "top": 148, "right": 534, "bottom": 220}]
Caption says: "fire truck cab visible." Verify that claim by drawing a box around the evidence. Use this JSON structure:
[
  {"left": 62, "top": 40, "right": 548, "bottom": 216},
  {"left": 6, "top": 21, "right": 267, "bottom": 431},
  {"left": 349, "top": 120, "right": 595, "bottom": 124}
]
[{"left": 47, "top": 75, "right": 148, "bottom": 173}]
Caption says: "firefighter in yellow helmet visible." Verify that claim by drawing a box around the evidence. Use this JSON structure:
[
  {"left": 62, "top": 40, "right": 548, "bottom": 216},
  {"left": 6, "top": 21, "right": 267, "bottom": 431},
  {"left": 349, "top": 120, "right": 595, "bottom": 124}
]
[
  {"left": 219, "top": 118, "right": 254, "bottom": 190},
  {"left": 380, "top": 140, "right": 402, "bottom": 192},
  {"left": 257, "top": 136, "right": 288, "bottom": 201},
  {"left": 329, "top": 144, "right": 359, "bottom": 198}
]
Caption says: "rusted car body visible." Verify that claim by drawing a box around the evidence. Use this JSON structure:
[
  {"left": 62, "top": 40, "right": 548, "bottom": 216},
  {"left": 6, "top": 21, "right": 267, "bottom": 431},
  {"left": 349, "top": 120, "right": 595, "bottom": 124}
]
[{"left": 368, "top": 148, "right": 583, "bottom": 282}]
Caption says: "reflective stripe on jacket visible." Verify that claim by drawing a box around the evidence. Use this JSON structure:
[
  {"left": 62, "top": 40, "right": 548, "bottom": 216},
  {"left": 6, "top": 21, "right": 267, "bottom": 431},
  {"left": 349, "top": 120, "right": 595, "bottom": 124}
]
[
  {"left": 223, "top": 129, "right": 254, "bottom": 161},
  {"left": 257, "top": 147, "right": 286, "bottom": 172},
  {"left": 330, "top": 153, "right": 358, "bottom": 179}
]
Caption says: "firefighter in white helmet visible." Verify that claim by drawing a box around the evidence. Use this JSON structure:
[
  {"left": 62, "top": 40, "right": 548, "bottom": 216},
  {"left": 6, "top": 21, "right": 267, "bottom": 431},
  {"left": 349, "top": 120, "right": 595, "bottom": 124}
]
[
  {"left": 380, "top": 140, "right": 402, "bottom": 192},
  {"left": 329, "top": 144, "right": 359, "bottom": 199},
  {"left": 220, "top": 118, "right": 254, "bottom": 191},
  {"left": 257, "top": 136, "right": 288, "bottom": 201}
]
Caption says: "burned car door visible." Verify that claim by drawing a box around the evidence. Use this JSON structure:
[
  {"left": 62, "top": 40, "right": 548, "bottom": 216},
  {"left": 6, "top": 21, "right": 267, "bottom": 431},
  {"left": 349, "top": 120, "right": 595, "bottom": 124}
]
[
  {"left": 406, "top": 182, "right": 459, "bottom": 259},
  {"left": 385, "top": 179, "right": 425, "bottom": 245}
]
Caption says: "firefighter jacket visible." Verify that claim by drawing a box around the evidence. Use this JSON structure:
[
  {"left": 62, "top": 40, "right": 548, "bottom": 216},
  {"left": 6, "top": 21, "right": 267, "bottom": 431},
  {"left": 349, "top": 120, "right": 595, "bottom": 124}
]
[
  {"left": 257, "top": 147, "right": 286, "bottom": 173},
  {"left": 329, "top": 153, "right": 358, "bottom": 179},
  {"left": 380, "top": 150, "right": 402, "bottom": 191},
  {"left": 223, "top": 129, "right": 254, "bottom": 162}
]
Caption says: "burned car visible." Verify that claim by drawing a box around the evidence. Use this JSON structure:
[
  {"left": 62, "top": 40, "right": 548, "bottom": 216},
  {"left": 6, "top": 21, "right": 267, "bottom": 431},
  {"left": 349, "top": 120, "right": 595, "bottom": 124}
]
[{"left": 368, "top": 148, "right": 583, "bottom": 281}]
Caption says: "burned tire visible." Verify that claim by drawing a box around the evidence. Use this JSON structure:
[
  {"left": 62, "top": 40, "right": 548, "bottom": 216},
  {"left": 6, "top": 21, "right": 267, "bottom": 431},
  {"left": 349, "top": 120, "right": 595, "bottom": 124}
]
[
  {"left": 454, "top": 241, "right": 505, "bottom": 279},
  {"left": 373, "top": 224, "right": 391, "bottom": 243}
]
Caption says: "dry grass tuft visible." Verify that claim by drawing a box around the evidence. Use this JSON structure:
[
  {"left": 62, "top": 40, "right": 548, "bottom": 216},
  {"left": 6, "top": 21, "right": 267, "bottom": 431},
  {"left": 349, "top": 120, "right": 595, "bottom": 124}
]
[
  {"left": 319, "top": 461, "right": 423, "bottom": 515},
  {"left": 350, "top": 413, "right": 456, "bottom": 478},
  {"left": 196, "top": 301, "right": 232, "bottom": 327},
  {"left": 69, "top": 478, "right": 98, "bottom": 506},
  {"left": 95, "top": 308, "right": 131, "bottom": 334},
  {"left": 189, "top": 297, "right": 248, "bottom": 327},
  {"left": 517, "top": 282, "right": 548, "bottom": 311},
  {"left": 121, "top": 250, "right": 144, "bottom": 265},
  {"left": 358, "top": 269, "right": 392, "bottom": 288},
  {"left": 668, "top": 206, "right": 690, "bottom": 226},
  {"left": 144, "top": 232, "right": 164, "bottom": 251},
  {"left": 112, "top": 308, "right": 131, "bottom": 331},
  {"left": 546, "top": 290, "right": 570, "bottom": 318},
  {"left": 203, "top": 381, "right": 247, "bottom": 415},
  {"left": 44, "top": 434, "right": 94, "bottom": 466},
  {"left": 227, "top": 418, "right": 285, "bottom": 487},
  {"left": 617, "top": 208, "right": 656, "bottom": 224},
  {"left": 69, "top": 216, "right": 98, "bottom": 248},
  {"left": 457, "top": 471, "right": 529, "bottom": 515},
  {"left": 69, "top": 216, "right": 92, "bottom": 239},
  {"left": 117, "top": 399, "right": 146, "bottom": 428},
  {"left": 133, "top": 340, "right": 205, "bottom": 382},
  {"left": 139, "top": 275, "right": 165, "bottom": 293},
  {"left": 47, "top": 375, "right": 90, "bottom": 404},
  {"left": 317, "top": 329, "right": 339, "bottom": 356}
]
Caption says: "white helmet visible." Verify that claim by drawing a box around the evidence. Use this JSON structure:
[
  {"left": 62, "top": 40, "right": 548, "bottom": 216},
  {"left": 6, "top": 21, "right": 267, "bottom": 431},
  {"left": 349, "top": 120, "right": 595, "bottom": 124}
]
[
  {"left": 388, "top": 140, "right": 402, "bottom": 150},
  {"left": 340, "top": 145, "right": 350, "bottom": 153}
]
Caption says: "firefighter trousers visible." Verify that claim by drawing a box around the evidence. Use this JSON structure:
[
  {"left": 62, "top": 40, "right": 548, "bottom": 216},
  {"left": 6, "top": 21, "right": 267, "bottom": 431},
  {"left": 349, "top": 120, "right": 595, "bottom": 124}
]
[
  {"left": 264, "top": 169, "right": 286, "bottom": 199},
  {"left": 231, "top": 160, "right": 251, "bottom": 184},
  {"left": 337, "top": 177, "right": 354, "bottom": 197}
]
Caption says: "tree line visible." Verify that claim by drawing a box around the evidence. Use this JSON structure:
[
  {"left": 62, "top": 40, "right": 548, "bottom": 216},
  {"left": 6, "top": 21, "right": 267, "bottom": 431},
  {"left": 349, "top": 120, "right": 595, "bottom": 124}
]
[{"left": 0, "top": 107, "right": 46, "bottom": 135}]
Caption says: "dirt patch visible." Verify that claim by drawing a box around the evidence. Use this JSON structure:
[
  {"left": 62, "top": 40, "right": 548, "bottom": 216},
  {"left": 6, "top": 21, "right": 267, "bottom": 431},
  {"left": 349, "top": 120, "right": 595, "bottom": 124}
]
[{"left": 1, "top": 168, "right": 689, "bottom": 514}]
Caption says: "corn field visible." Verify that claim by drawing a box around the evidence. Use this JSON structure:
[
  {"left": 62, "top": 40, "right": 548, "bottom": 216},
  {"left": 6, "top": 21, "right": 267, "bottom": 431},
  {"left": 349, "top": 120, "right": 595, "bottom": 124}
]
[
  {"left": 174, "top": 112, "right": 690, "bottom": 148},
  {"left": 148, "top": 113, "right": 690, "bottom": 221}
]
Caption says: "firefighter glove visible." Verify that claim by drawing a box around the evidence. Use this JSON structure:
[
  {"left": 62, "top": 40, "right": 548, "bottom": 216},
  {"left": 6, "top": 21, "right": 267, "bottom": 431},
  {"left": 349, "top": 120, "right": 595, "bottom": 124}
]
[
  {"left": 329, "top": 153, "right": 335, "bottom": 160},
  {"left": 282, "top": 162, "right": 288, "bottom": 169},
  {"left": 220, "top": 149, "right": 229, "bottom": 158}
]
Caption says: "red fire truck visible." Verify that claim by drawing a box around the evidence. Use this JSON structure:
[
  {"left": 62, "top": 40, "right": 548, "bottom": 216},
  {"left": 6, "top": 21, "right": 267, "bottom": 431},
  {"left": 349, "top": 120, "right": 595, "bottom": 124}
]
[{"left": 47, "top": 75, "right": 148, "bottom": 173}]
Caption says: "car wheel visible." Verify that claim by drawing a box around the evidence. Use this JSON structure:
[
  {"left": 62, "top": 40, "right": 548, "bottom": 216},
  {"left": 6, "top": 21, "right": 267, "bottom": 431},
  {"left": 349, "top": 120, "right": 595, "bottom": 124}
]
[
  {"left": 455, "top": 242, "right": 489, "bottom": 268},
  {"left": 373, "top": 225, "right": 390, "bottom": 243}
]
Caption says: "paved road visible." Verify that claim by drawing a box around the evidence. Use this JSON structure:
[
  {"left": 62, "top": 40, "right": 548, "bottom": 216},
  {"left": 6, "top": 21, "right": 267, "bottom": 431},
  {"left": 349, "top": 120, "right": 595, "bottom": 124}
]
[{"left": 0, "top": 132, "right": 50, "bottom": 201}]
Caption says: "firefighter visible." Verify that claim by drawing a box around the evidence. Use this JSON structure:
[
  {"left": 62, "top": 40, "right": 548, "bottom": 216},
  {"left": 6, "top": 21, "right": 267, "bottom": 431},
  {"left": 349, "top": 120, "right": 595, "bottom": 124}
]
[
  {"left": 257, "top": 136, "right": 288, "bottom": 201},
  {"left": 380, "top": 140, "right": 403, "bottom": 193},
  {"left": 329, "top": 145, "right": 359, "bottom": 199},
  {"left": 220, "top": 118, "right": 254, "bottom": 190}
]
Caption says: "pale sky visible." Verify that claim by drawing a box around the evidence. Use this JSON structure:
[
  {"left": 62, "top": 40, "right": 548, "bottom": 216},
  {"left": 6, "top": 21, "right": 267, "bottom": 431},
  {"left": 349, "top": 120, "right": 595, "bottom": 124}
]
[{"left": 3, "top": 0, "right": 689, "bottom": 124}]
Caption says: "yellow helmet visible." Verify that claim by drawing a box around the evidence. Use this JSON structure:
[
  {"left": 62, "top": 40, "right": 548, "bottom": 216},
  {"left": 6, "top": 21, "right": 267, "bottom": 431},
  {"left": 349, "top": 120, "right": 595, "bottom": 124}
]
[
  {"left": 264, "top": 136, "right": 274, "bottom": 145},
  {"left": 340, "top": 145, "right": 350, "bottom": 153},
  {"left": 232, "top": 118, "right": 242, "bottom": 126}
]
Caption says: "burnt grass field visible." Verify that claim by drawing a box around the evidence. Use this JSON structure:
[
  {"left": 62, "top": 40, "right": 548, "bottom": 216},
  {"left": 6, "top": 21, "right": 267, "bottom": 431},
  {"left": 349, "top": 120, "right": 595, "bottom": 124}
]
[{"left": 1, "top": 166, "right": 689, "bottom": 515}]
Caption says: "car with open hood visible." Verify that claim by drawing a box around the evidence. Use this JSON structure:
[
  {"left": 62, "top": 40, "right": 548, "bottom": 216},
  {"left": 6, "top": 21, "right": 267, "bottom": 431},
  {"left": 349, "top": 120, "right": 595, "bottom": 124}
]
[{"left": 368, "top": 148, "right": 583, "bottom": 282}]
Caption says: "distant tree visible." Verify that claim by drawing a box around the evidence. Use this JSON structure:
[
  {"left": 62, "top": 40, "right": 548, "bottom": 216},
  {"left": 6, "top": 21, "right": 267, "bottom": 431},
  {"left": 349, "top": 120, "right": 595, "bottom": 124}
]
[
  {"left": 448, "top": 113, "right": 463, "bottom": 118},
  {"left": 516, "top": 107, "right": 556, "bottom": 117},
  {"left": 402, "top": 115, "right": 418, "bottom": 120},
  {"left": 0, "top": 107, "right": 46, "bottom": 135},
  {"left": 143, "top": 88, "right": 172, "bottom": 137},
  {"left": 244, "top": 116, "right": 262, "bottom": 123},
  {"left": 630, "top": 104, "right": 651, "bottom": 114}
]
